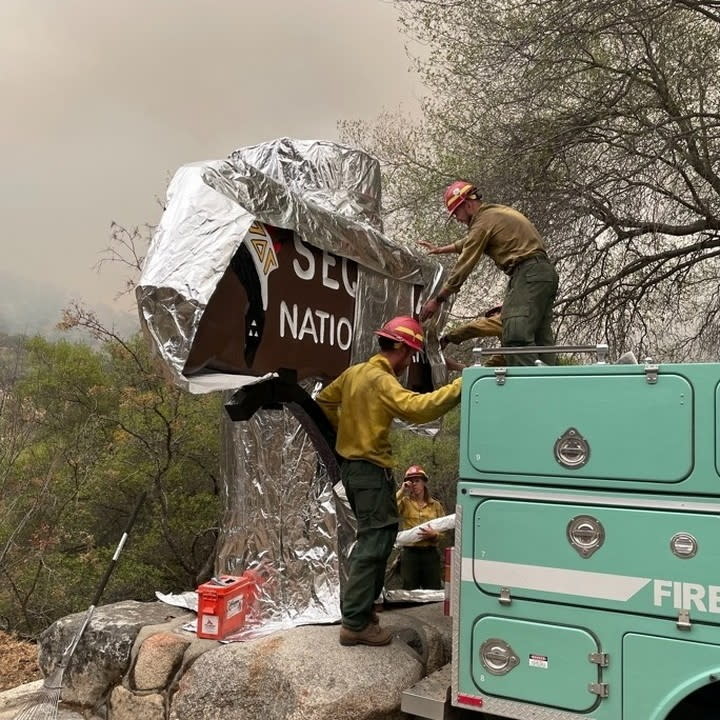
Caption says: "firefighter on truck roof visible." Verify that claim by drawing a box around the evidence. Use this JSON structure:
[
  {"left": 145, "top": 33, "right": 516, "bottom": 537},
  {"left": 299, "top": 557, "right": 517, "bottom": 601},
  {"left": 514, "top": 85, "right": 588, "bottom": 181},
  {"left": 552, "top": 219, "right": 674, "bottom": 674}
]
[{"left": 419, "top": 181, "right": 560, "bottom": 366}]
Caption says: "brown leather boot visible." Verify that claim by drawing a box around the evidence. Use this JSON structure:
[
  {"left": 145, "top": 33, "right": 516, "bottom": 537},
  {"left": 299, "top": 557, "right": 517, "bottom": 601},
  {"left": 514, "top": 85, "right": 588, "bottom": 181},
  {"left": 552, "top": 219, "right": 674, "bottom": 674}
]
[{"left": 339, "top": 623, "right": 393, "bottom": 647}]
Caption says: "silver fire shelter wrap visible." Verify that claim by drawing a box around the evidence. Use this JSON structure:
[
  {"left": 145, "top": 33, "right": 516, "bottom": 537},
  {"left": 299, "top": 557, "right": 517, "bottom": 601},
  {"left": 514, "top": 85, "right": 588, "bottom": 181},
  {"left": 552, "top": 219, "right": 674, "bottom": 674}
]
[
  {"left": 137, "top": 137, "right": 449, "bottom": 390},
  {"left": 138, "top": 138, "right": 453, "bottom": 638}
]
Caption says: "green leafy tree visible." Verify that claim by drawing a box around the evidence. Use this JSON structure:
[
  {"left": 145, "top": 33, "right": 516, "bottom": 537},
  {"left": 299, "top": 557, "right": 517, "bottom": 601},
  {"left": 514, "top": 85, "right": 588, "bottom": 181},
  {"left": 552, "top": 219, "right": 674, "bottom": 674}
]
[
  {"left": 0, "top": 329, "right": 222, "bottom": 634},
  {"left": 0, "top": 216, "right": 224, "bottom": 634}
]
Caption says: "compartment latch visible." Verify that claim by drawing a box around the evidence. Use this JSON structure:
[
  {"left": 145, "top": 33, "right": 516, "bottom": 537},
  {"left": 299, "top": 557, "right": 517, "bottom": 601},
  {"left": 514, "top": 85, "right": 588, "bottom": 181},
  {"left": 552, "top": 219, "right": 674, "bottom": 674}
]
[
  {"left": 677, "top": 609, "right": 691, "bottom": 630},
  {"left": 494, "top": 368, "right": 506, "bottom": 385},
  {"left": 589, "top": 682, "right": 609, "bottom": 698},
  {"left": 644, "top": 362, "right": 658, "bottom": 384},
  {"left": 499, "top": 587, "right": 512, "bottom": 605}
]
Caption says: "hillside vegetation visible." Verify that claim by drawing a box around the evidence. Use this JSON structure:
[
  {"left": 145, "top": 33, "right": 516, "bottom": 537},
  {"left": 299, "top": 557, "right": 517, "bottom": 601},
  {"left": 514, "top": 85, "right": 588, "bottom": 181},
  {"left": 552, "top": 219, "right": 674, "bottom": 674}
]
[{"left": 0, "top": 330, "right": 222, "bottom": 635}]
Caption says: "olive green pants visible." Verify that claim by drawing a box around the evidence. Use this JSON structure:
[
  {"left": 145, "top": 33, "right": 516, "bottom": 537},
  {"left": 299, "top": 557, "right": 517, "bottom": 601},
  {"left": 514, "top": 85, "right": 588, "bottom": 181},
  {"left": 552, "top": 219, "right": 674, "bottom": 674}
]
[
  {"left": 400, "top": 546, "right": 442, "bottom": 590},
  {"left": 340, "top": 460, "right": 399, "bottom": 631},
  {"left": 501, "top": 255, "right": 559, "bottom": 366}
]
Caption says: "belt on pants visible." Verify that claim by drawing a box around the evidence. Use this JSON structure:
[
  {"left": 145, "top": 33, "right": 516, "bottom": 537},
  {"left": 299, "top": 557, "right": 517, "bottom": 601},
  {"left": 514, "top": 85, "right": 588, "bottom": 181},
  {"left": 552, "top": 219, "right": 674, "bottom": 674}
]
[
  {"left": 503, "top": 251, "right": 547, "bottom": 276},
  {"left": 342, "top": 459, "right": 394, "bottom": 483},
  {"left": 403, "top": 545, "right": 439, "bottom": 551}
]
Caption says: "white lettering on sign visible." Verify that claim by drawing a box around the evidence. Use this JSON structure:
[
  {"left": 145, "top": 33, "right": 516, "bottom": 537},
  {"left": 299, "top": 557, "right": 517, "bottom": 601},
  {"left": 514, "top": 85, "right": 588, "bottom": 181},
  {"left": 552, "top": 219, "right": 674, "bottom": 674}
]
[
  {"left": 322, "top": 253, "right": 339, "bottom": 290},
  {"left": 342, "top": 259, "right": 357, "bottom": 298},
  {"left": 293, "top": 238, "right": 315, "bottom": 280},
  {"left": 291, "top": 236, "right": 356, "bottom": 297},
  {"left": 280, "top": 301, "right": 353, "bottom": 350},
  {"left": 337, "top": 315, "right": 352, "bottom": 349},
  {"left": 653, "top": 580, "right": 720, "bottom": 613}
]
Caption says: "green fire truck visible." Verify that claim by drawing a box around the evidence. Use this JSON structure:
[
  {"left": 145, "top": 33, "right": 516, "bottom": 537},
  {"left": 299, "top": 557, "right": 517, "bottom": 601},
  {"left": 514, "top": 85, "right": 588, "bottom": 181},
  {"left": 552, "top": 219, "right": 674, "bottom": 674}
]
[{"left": 405, "top": 345, "right": 720, "bottom": 720}]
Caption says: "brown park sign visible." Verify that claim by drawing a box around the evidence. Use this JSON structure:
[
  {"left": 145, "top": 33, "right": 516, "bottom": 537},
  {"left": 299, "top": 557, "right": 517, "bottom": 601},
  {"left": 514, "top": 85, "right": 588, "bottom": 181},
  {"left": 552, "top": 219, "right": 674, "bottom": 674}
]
[
  {"left": 185, "top": 222, "right": 358, "bottom": 381},
  {"left": 185, "top": 222, "right": 434, "bottom": 388}
]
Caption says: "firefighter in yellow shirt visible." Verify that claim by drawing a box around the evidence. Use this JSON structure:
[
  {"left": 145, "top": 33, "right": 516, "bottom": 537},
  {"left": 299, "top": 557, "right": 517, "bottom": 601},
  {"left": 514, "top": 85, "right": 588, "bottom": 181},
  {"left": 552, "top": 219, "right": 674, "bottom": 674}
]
[
  {"left": 396, "top": 465, "right": 446, "bottom": 590},
  {"left": 316, "top": 315, "right": 462, "bottom": 647}
]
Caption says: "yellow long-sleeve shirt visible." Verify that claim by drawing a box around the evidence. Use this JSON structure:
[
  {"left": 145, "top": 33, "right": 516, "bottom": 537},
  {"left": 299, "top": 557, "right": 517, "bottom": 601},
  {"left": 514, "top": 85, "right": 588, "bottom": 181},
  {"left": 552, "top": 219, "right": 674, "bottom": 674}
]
[
  {"left": 396, "top": 490, "right": 446, "bottom": 547},
  {"left": 444, "top": 203, "right": 546, "bottom": 295},
  {"left": 316, "top": 353, "right": 462, "bottom": 469}
]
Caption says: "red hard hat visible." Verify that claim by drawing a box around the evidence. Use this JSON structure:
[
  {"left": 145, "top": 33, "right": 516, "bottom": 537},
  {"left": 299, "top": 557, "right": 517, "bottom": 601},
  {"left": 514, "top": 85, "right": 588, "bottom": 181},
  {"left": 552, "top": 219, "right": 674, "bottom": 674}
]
[
  {"left": 375, "top": 316, "right": 424, "bottom": 352},
  {"left": 443, "top": 181, "right": 478, "bottom": 216},
  {"left": 404, "top": 464, "right": 428, "bottom": 480}
]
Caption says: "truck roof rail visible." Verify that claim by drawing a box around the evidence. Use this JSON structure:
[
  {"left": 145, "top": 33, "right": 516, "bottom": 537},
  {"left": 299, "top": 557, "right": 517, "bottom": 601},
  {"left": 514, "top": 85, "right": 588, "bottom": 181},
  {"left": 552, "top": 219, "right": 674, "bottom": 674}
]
[{"left": 472, "top": 344, "right": 609, "bottom": 364}]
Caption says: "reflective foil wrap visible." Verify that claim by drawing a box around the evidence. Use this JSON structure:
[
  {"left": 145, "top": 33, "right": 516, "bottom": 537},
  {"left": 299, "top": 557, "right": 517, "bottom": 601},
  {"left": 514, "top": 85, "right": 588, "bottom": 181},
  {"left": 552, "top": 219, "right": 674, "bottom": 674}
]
[
  {"left": 136, "top": 138, "right": 451, "bottom": 389},
  {"left": 217, "top": 384, "right": 346, "bottom": 638},
  {"left": 137, "top": 139, "right": 454, "bottom": 638}
]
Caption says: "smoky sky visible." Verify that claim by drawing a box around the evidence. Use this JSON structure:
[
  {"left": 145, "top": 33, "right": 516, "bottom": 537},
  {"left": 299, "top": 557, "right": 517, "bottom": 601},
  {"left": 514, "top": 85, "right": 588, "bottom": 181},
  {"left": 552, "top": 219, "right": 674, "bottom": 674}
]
[{"left": 0, "top": 0, "right": 421, "bottom": 315}]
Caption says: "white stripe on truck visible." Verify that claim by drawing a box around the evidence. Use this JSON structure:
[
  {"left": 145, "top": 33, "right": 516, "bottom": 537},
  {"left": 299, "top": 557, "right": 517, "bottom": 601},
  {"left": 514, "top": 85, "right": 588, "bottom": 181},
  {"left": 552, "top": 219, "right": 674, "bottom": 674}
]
[{"left": 462, "top": 558, "right": 651, "bottom": 601}]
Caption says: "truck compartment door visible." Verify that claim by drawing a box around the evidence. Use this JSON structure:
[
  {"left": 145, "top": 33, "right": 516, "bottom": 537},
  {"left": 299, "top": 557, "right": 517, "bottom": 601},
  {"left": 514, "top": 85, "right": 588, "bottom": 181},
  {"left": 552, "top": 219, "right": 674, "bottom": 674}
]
[
  {"left": 470, "top": 499, "right": 720, "bottom": 624},
  {"left": 471, "top": 616, "right": 602, "bottom": 712},
  {"left": 463, "top": 373, "right": 693, "bottom": 484}
]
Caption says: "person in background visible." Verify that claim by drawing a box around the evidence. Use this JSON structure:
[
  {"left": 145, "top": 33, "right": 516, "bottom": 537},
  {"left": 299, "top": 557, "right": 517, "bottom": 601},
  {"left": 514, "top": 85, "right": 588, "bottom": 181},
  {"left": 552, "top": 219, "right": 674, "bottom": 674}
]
[
  {"left": 316, "top": 316, "right": 462, "bottom": 647},
  {"left": 441, "top": 305, "right": 505, "bottom": 368},
  {"left": 440, "top": 304, "right": 502, "bottom": 349},
  {"left": 396, "top": 465, "right": 446, "bottom": 590},
  {"left": 419, "top": 181, "right": 559, "bottom": 366}
]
